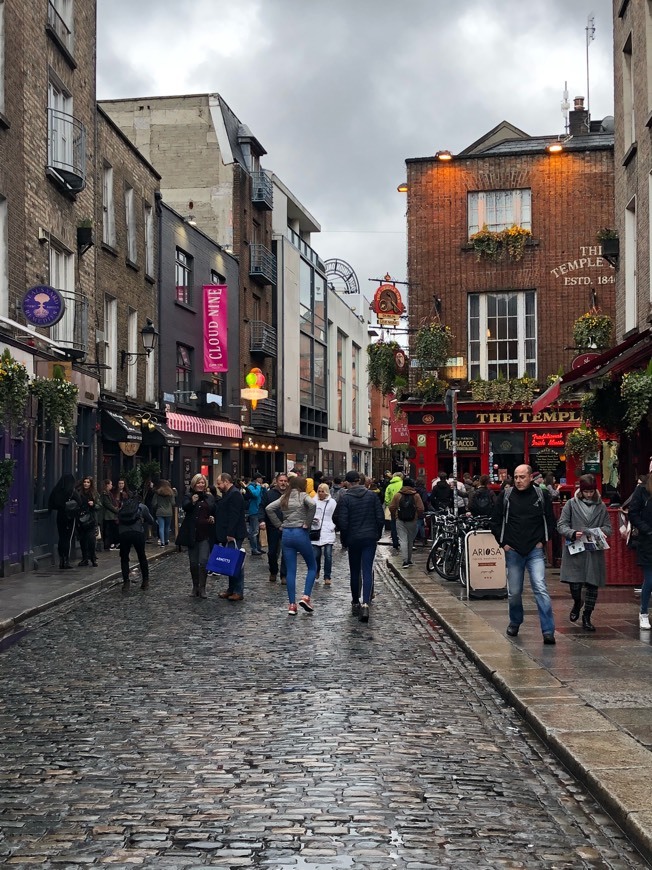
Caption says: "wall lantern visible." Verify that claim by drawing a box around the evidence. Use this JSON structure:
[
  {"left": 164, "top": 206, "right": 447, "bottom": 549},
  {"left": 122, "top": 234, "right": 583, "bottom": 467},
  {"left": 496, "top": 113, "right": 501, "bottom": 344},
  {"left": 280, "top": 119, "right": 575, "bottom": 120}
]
[
  {"left": 397, "top": 182, "right": 408, "bottom": 193},
  {"left": 435, "top": 150, "right": 453, "bottom": 161},
  {"left": 120, "top": 319, "right": 159, "bottom": 369},
  {"left": 241, "top": 367, "right": 268, "bottom": 409}
]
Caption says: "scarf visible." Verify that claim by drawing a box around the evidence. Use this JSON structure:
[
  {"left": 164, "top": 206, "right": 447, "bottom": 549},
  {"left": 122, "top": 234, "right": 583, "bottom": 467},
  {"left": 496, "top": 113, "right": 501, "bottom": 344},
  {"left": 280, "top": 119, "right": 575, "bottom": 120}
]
[{"left": 570, "top": 493, "right": 603, "bottom": 529}]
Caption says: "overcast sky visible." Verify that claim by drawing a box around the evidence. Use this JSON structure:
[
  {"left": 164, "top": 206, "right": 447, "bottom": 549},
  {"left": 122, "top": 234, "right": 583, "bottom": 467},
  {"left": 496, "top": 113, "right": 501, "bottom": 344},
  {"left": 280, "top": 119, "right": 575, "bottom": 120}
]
[{"left": 97, "top": 0, "right": 614, "bottom": 301}]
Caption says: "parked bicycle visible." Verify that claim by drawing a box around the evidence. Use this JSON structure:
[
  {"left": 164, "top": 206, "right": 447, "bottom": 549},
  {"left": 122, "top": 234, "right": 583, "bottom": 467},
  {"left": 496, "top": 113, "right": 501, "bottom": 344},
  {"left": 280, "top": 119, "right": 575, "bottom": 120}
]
[{"left": 427, "top": 512, "right": 491, "bottom": 583}]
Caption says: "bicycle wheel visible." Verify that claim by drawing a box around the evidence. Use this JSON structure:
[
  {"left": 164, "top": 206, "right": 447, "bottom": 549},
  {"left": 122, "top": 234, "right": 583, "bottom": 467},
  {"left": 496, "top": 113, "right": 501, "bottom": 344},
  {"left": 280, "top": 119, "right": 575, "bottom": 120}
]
[
  {"left": 442, "top": 541, "right": 461, "bottom": 580},
  {"left": 432, "top": 538, "right": 458, "bottom": 580}
]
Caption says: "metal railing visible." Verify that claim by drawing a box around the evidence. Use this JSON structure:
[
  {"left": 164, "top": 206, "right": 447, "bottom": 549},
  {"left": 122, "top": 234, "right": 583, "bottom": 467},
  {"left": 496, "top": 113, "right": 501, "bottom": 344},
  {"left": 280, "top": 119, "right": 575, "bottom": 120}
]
[
  {"left": 47, "top": 108, "right": 86, "bottom": 192},
  {"left": 249, "top": 321, "right": 277, "bottom": 357},
  {"left": 250, "top": 397, "right": 277, "bottom": 430},
  {"left": 249, "top": 244, "right": 277, "bottom": 286},
  {"left": 251, "top": 171, "right": 273, "bottom": 210},
  {"left": 47, "top": 1, "right": 73, "bottom": 54}
]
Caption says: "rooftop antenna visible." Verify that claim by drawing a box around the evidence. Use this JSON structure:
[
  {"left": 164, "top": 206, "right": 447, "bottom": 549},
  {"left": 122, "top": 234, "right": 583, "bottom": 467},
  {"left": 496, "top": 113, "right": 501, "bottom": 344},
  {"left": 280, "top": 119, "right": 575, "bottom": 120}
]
[
  {"left": 586, "top": 13, "right": 595, "bottom": 129},
  {"left": 561, "top": 80, "right": 570, "bottom": 133}
]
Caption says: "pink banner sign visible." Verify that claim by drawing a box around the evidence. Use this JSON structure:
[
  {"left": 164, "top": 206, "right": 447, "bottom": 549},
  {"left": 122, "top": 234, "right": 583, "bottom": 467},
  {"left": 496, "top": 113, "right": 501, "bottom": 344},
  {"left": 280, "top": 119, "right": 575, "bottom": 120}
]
[{"left": 203, "top": 284, "right": 228, "bottom": 373}]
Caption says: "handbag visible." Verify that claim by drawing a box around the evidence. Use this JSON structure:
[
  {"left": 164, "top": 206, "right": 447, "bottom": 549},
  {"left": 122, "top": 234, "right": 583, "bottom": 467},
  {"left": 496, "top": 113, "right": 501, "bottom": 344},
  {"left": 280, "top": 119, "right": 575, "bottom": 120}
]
[
  {"left": 64, "top": 498, "right": 79, "bottom": 517},
  {"left": 78, "top": 511, "right": 95, "bottom": 529},
  {"left": 207, "top": 541, "right": 246, "bottom": 576}
]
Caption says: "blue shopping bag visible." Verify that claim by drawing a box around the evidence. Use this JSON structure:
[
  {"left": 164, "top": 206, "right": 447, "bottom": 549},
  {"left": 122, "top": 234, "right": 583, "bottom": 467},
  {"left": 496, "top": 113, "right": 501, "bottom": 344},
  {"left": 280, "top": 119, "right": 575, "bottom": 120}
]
[{"left": 207, "top": 542, "right": 246, "bottom": 576}]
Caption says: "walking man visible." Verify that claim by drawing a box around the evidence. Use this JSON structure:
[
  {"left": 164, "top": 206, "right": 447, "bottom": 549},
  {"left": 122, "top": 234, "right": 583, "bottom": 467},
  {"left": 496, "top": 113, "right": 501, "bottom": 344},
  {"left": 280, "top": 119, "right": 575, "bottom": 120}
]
[
  {"left": 334, "top": 470, "right": 385, "bottom": 623},
  {"left": 118, "top": 495, "right": 155, "bottom": 591},
  {"left": 261, "top": 472, "right": 289, "bottom": 583},
  {"left": 388, "top": 477, "right": 424, "bottom": 568},
  {"left": 215, "top": 473, "right": 247, "bottom": 601},
  {"left": 383, "top": 472, "right": 404, "bottom": 550},
  {"left": 490, "top": 464, "right": 557, "bottom": 644},
  {"left": 245, "top": 473, "right": 265, "bottom": 555}
]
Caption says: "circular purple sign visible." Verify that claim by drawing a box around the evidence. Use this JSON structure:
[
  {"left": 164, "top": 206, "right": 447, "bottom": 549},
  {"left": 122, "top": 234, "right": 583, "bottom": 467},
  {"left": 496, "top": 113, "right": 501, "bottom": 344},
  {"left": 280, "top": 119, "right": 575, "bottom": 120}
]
[{"left": 22, "top": 285, "right": 65, "bottom": 327}]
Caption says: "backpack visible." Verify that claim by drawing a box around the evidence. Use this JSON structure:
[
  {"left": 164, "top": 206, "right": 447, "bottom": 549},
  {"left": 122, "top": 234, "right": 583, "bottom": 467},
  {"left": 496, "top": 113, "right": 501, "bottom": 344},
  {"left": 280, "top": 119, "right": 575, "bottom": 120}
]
[
  {"left": 471, "top": 488, "right": 493, "bottom": 516},
  {"left": 118, "top": 497, "right": 140, "bottom": 526},
  {"left": 397, "top": 492, "right": 417, "bottom": 522}
]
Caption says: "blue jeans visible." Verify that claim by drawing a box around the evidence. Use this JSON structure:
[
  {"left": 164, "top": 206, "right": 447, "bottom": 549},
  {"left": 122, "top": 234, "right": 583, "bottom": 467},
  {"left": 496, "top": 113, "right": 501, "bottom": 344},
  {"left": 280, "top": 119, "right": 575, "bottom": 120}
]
[
  {"left": 313, "top": 543, "right": 333, "bottom": 579},
  {"left": 157, "top": 515, "right": 171, "bottom": 545},
  {"left": 505, "top": 546, "right": 555, "bottom": 635},
  {"left": 641, "top": 566, "right": 652, "bottom": 614},
  {"left": 348, "top": 539, "right": 377, "bottom": 605},
  {"left": 247, "top": 515, "right": 260, "bottom": 552},
  {"left": 281, "top": 527, "right": 317, "bottom": 604}
]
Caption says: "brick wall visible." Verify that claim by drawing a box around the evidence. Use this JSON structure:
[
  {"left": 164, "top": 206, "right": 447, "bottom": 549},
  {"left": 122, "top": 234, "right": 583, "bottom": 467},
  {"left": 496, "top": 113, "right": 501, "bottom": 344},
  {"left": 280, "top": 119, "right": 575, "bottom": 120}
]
[{"left": 406, "top": 145, "right": 615, "bottom": 382}]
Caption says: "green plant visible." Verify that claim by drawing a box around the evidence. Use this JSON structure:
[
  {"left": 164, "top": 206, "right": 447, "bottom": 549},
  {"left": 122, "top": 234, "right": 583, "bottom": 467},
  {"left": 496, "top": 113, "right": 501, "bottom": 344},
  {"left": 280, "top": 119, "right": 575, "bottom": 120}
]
[
  {"left": 509, "top": 375, "right": 537, "bottom": 405},
  {"left": 414, "top": 323, "right": 453, "bottom": 370},
  {"left": 78, "top": 217, "right": 93, "bottom": 228},
  {"left": 469, "top": 374, "right": 535, "bottom": 407},
  {"left": 0, "top": 458, "right": 15, "bottom": 511},
  {"left": 470, "top": 225, "right": 501, "bottom": 261},
  {"left": 621, "top": 363, "right": 652, "bottom": 434},
  {"left": 125, "top": 465, "right": 143, "bottom": 495},
  {"left": 367, "top": 340, "right": 402, "bottom": 395},
  {"left": 29, "top": 373, "right": 79, "bottom": 433},
  {"left": 580, "top": 380, "right": 626, "bottom": 434},
  {"left": 565, "top": 425, "right": 601, "bottom": 459},
  {"left": 140, "top": 460, "right": 161, "bottom": 485},
  {"left": 572, "top": 309, "right": 612, "bottom": 350},
  {"left": 469, "top": 224, "right": 533, "bottom": 262},
  {"left": 0, "top": 349, "right": 30, "bottom": 434},
  {"left": 596, "top": 227, "right": 618, "bottom": 241},
  {"left": 414, "top": 375, "right": 447, "bottom": 403},
  {"left": 500, "top": 225, "right": 532, "bottom": 261}
]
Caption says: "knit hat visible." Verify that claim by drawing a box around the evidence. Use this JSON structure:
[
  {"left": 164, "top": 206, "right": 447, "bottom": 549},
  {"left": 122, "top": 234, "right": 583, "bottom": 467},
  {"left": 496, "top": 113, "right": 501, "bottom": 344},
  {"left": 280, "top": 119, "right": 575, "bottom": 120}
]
[{"left": 578, "top": 475, "right": 596, "bottom": 492}]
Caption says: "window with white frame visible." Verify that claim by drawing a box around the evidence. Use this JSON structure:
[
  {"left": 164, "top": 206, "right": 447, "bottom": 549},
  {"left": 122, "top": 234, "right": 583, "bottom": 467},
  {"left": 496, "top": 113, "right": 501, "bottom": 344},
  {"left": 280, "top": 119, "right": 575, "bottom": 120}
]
[
  {"left": 126, "top": 308, "right": 138, "bottom": 398},
  {"left": 337, "top": 330, "right": 346, "bottom": 432},
  {"left": 468, "top": 291, "right": 536, "bottom": 381},
  {"left": 102, "top": 164, "right": 115, "bottom": 247},
  {"left": 47, "top": 77, "right": 73, "bottom": 172},
  {"left": 0, "top": 1, "right": 5, "bottom": 116},
  {"left": 467, "top": 189, "right": 531, "bottom": 236},
  {"left": 352, "top": 343, "right": 360, "bottom": 437},
  {"left": 103, "top": 295, "right": 117, "bottom": 392},
  {"left": 49, "top": 243, "right": 75, "bottom": 346},
  {"left": 145, "top": 345, "right": 155, "bottom": 403},
  {"left": 625, "top": 196, "right": 637, "bottom": 333},
  {"left": 48, "top": 0, "right": 74, "bottom": 54},
  {"left": 175, "top": 247, "right": 192, "bottom": 304},
  {"left": 0, "top": 195, "right": 6, "bottom": 318},
  {"left": 125, "top": 185, "right": 136, "bottom": 263},
  {"left": 144, "top": 202, "right": 153, "bottom": 277}
]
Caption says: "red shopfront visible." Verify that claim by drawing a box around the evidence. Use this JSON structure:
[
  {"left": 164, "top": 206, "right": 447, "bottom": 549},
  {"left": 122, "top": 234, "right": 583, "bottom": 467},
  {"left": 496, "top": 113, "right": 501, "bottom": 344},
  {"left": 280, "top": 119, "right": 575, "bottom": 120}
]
[{"left": 404, "top": 401, "right": 586, "bottom": 490}]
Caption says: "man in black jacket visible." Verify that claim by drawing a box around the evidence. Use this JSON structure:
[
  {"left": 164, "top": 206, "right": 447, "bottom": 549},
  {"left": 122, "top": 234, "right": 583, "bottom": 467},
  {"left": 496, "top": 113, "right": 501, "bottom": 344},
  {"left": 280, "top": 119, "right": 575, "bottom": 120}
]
[
  {"left": 333, "top": 470, "right": 385, "bottom": 623},
  {"left": 260, "top": 472, "right": 289, "bottom": 583},
  {"left": 215, "top": 473, "right": 247, "bottom": 601},
  {"left": 430, "top": 471, "right": 453, "bottom": 512},
  {"left": 490, "top": 464, "right": 556, "bottom": 644}
]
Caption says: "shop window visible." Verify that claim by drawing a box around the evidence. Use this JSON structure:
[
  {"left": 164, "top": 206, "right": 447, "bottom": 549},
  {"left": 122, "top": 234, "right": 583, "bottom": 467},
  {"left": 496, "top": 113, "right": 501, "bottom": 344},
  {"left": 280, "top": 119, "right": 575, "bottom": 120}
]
[
  {"left": 468, "top": 290, "right": 536, "bottom": 381},
  {"left": 468, "top": 189, "right": 531, "bottom": 236}
]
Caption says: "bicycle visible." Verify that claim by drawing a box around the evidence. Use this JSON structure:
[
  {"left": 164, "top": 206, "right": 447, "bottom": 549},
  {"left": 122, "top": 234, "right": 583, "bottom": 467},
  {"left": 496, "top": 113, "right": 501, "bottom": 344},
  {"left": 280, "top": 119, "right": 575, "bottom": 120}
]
[{"left": 428, "top": 514, "right": 492, "bottom": 582}]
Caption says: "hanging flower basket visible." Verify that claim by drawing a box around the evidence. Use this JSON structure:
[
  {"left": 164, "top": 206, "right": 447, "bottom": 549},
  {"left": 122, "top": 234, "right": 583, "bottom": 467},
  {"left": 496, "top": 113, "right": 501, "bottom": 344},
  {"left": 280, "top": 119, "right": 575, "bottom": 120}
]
[
  {"left": 565, "top": 425, "right": 601, "bottom": 459},
  {"left": 30, "top": 375, "right": 79, "bottom": 433},
  {"left": 621, "top": 367, "right": 652, "bottom": 435},
  {"left": 367, "top": 341, "right": 402, "bottom": 395},
  {"left": 0, "top": 349, "right": 30, "bottom": 434},
  {"left": 414, "top": 324, "right": 453, "bottom": 370},
  {"left": 572, "top": 309, "right": 613, "bottom": 350}
]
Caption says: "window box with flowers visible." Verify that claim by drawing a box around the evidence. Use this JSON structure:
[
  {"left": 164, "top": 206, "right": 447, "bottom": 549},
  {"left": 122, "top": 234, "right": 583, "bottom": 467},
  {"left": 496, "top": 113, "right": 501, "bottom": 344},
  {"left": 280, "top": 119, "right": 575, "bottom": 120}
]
[
  {"left": 597, "top": 227, "right": 619, "bottom": 259},
  {"left": 468, "top": 374, "right": 537, "bottom": 407},
  {"left": 30, "top": 374, "right": 79, "bottom": 433},
  {"left": 0, "top": 349, "right": 30, "bottom": 435},
  {"left": 565, "top": 425, "right": 601, "bottom": 460},
  {"left": 572, "top": 310, "right": 613, "bottom": 351},
  {"left": 414, "top": 375, "right": 447, "bottom": 404},
  {"left": 469, "top": 224, "right": 533, "bottom": 262}
]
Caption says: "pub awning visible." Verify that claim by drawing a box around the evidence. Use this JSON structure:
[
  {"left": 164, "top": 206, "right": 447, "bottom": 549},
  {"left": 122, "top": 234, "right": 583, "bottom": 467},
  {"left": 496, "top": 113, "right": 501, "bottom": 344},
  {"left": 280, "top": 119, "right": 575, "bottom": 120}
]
[
  {"left": 101, "top": 410, "right": 142, "bottom": 443},
  {"left": 141, "top": 420, "right": 182, "bottom": 447},
  {"left": 532, "top": 330, "right": 652, "bottom": 415},
  {"left": 167, "top": 411, "right": 242, "bottom": 440}
]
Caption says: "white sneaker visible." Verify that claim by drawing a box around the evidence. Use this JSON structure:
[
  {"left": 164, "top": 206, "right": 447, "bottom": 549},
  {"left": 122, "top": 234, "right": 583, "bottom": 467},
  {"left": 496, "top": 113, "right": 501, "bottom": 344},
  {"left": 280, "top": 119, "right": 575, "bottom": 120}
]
[{"left": 640, "top": 613, "right": 651, "bottom": 630}]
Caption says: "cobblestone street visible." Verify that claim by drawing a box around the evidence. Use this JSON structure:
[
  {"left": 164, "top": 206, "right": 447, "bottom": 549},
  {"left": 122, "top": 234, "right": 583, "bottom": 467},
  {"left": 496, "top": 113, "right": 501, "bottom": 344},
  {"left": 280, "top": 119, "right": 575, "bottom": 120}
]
[{"left": 0, "top": 548, "right": 648, "bottom": 869}]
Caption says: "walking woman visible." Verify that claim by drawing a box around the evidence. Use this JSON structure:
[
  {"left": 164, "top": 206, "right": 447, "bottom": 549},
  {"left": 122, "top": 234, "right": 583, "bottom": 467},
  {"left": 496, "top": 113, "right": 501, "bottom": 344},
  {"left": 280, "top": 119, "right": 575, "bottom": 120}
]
[
  {"left": 266, "top": 476, "right": 317, "bottom": 615},
  {"left": 76, "top": 476, "right": 100, "bottom": 567},
  {"left": 48, "top": 473, "right": 81, "bottom": 569},
  {"left": 177, "top": 473, "right": 217, "bottom": 598},
  {"left": 628, "top": 473, "right": 652, "bottom": 630},
  {"left": 151, "top": 479, "right": 176, "bottom": 546},
  {"left": 557, "top": 474, "right": 611, "bottom": 631},
  {"left": 312, "top": 482, "right": 337, "bottom": 586},
  {"left": 101, "top": 479, "right": 119, "bottom": 550}
]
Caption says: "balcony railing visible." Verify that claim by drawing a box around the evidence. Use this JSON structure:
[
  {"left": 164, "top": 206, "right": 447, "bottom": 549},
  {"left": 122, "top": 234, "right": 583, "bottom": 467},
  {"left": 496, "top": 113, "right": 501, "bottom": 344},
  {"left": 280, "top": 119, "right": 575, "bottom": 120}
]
[
  {"left": 249, "top": 244, "right": 277, "bottom": 286},
  {"left": 250, "top": 397, "right": 277, "bottom": 430},
  {"left": 47, "top": 109, "right": 86, "bottom": 192},
  {"left": 249, "top": 321, "right": 277, "bottom": 357},
  {"left": 251, "top": 171, "right": 273, "bottom": 210},
  {"left": 47, "top": 1, "right": 74, "bottom": 55}
]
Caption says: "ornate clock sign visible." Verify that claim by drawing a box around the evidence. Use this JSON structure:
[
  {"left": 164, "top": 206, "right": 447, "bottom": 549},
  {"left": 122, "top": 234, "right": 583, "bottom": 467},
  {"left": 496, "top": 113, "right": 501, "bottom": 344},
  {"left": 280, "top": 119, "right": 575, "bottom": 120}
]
[{"left": 22, "top": 284, "right": 65, "bottom": 327}]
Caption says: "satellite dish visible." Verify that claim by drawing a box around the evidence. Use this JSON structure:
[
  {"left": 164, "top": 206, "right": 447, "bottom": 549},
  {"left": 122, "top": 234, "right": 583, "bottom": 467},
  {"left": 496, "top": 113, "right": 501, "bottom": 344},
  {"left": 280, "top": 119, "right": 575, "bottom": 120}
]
[{"left": 600, "top": 115, "right": 615, "bottom": 133}]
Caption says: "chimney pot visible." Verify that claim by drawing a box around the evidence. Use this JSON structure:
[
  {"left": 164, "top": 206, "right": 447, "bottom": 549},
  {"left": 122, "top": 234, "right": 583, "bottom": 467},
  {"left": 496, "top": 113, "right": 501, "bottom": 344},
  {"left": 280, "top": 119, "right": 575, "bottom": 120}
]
[{"left": 574, "top": 96, "right": 585, "bottom": 109}]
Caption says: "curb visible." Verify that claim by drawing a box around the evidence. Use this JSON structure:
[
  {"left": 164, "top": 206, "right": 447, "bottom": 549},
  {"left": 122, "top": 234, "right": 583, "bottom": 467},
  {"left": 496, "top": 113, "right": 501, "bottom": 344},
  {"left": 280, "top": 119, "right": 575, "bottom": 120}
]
[{"left": 386, "top": 558, "right": 652, "bottom": 865}]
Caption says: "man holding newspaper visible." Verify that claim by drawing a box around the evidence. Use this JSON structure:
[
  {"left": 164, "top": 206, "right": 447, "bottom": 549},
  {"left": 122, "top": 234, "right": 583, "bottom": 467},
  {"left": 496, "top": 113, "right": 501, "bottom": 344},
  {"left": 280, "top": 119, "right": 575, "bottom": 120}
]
[{"left": 556, "top": 474, "right": 612, "bottom": 632}]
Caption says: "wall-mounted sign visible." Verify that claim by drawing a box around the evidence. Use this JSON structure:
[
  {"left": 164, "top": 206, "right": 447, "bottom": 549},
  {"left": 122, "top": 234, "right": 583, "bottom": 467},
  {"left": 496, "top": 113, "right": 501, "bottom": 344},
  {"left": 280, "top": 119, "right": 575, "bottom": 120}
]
[
  {"left": 391, "top": 420, "right": 409, "bottom": 443},
  {"left": 550, "top": 246, "right": 615, "bottom": 287},
  {"left": 119, "top": 442, "right": 140, "bottom": 457},
  {"left": 438, "top": 431, "right": 480, "bottom": 453},
  {"left": 414, "top": 409, "right": 581, "bottom": 426},
  {"left": 22, "top": 284, "right": 65, "bottom": 327},
  {"left": 393, "top": 348, "right": 408, "bottom": 372},
  {"left": 203, "top": 284, "right": 228, "bottom": 373},
  {"left": 530, "top": 432, "right": 565, "bottom": 449},
  {"left": 571, "top": 352, "right": 600, "bottom": 370},
  {"left": 417, "top": 434, "right": 426, "bottom": 447},
  {"left": 532, "top": 447, "right": 562, "bottom": 474},
  {"left": 371, "top": 278, "right": 405, "bottom": 327}
]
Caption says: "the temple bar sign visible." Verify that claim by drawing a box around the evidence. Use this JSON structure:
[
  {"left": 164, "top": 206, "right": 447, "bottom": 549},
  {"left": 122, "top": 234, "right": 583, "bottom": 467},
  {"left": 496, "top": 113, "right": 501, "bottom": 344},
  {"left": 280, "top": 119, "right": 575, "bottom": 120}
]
[{"left": 439, "top": 432, "right": 480, "bottom": 453}]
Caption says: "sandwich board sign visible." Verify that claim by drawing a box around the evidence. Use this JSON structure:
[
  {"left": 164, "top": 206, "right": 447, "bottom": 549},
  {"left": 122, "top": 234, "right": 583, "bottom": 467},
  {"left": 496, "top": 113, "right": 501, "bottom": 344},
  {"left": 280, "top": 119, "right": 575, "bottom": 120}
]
[{"left": 465, "top": 530, "right": 507, "bottom": 599}]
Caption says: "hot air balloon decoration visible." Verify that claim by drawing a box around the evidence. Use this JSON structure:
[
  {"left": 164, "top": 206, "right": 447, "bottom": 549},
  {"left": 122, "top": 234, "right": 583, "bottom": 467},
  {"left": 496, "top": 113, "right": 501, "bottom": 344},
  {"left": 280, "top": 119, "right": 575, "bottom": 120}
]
[{"left": 241, "top": 367, "right": 268, "bottom": 409}]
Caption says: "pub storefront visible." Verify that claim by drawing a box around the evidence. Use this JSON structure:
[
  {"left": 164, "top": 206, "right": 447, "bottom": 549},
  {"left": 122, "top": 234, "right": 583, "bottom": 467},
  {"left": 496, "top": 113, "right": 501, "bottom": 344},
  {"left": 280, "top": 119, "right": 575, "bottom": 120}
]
[{"left": 404, "top": 402, "right": 583, "bottom": 491}]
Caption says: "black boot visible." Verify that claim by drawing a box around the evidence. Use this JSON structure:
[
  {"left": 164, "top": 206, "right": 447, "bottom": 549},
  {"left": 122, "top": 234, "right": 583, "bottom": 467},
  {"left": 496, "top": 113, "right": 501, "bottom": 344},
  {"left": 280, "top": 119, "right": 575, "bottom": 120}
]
[
  {"left": 570, "top": 589, "right": 582, "bottom": 622},
  {"left": 190, "top": 565, "right": 200, "bottom": 597},
  {"left": 582, "top": 609, "right": 596, "bottom": 632}
]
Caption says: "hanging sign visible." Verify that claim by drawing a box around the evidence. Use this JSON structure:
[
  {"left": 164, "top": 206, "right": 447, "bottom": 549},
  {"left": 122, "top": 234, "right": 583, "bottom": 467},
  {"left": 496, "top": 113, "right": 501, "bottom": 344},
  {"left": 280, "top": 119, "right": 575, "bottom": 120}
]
[
  {"left": 371, "top": 277, "right": 405, "bottom": 327},
  {"left": 22, "top": 285, "right": 65, "bottom": 327},
  {"left": 571, "top": 352, "right": 600, "bottom": 370},
  {"left": 203, "top": 284, "right": 228, "bottom": 373}
]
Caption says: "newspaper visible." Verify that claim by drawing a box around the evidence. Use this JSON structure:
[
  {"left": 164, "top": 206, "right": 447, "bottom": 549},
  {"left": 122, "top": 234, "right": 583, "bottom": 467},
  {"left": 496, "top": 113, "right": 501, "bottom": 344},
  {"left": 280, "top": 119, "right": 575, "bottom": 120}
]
[{"left": 566, "top": 527, "right": 610, "bottom": 555}]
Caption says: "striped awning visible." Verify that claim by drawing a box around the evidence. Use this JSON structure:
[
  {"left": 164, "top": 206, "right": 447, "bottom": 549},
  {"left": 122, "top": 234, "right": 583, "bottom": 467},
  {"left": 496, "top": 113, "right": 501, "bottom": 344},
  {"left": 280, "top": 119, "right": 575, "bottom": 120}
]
[{"left": 166, "top": 411, "right": 242, "bottom": 439}]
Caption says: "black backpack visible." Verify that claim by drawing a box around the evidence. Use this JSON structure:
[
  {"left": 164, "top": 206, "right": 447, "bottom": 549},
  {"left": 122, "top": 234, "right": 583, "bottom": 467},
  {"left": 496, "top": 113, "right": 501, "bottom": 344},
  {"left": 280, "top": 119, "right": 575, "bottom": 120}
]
[
  {"left": 397, "top": 492, "right": 417, "bottom": 522},
  {"left": 471, "top": 488, "right": 493, "bottom": 516},
  {"left": 118, "top": 497, "right": 140, "bottom": 526}
]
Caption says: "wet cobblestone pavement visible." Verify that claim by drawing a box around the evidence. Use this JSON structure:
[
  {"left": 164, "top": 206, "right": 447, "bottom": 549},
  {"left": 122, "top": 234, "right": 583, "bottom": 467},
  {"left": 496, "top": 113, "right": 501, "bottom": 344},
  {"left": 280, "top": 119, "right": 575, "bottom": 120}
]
[{"left": 0, "top": 549, "right": 648, "bottom": 868}]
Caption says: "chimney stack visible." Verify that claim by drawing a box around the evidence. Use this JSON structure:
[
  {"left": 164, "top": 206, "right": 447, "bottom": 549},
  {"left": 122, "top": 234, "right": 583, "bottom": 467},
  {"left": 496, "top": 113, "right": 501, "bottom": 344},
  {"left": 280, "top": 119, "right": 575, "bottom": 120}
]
[{"left": 569, "top": 96, "right": 589, "bottom": 135}]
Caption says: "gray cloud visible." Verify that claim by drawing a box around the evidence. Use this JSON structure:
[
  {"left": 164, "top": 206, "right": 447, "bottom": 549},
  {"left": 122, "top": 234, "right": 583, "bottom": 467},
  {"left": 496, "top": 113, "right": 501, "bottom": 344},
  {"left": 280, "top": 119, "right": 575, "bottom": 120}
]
[{"left": 97, "top": 0, "right": 613, "bottom": 293}]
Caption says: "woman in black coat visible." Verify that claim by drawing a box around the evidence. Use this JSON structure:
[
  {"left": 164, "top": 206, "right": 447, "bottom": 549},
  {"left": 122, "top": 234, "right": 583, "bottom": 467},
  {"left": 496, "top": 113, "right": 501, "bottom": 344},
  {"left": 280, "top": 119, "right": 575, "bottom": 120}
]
[
  {"left": 627, "top": 474, "right": 652, "bottom": 630},
  {"left": 48, "top": 473, "right": 81, "bottom": 569},
  {"left": 76, "top": 476, "right": 100, "bottom": 567},
  {"left": 177, "top": 473, "right": 217, "bottom": 598}
]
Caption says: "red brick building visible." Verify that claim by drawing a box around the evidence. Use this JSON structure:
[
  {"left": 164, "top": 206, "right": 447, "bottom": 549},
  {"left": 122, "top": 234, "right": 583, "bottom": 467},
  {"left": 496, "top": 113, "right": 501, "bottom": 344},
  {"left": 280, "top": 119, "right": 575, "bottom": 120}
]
[{"left": 402, "top": 108, "right": 615, "bottom": 489}]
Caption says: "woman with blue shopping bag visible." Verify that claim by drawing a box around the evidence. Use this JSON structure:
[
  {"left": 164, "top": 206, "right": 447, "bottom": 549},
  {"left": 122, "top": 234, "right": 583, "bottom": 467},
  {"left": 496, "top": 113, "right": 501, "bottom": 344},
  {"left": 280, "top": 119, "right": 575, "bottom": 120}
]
[{"left": 177, "top": 474, "right": 217, "bottom": 599}]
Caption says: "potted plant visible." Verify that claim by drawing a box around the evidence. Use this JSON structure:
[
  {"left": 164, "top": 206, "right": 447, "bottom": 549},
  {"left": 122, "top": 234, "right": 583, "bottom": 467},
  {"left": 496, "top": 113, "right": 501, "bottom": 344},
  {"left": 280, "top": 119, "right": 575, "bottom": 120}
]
[
  {"left": 565, "top": 425, "right": 601, "bottom": 459},
  {"left": 414, "top": 375, "right": 447, "bottom": 404},
  {"left": 572, "top": 309, "right": 613, "bottom": 350},
  {"left": 597, "top": 227, "right": 619, "bottom": 258},
  {"left": 30, "top": 372, "right": 79, "bottom": 433},
  {"left": 0, "top": 349, "right": 30, "bottom": 435},
  {"left": 367, "top": 340, "right": 402, "bottom": 395},
  {"left": 621, "top": 363, "right": 652, "bottom": 434},
  {"left": 414, "top": 323, "right": 453, "bottom": 370}
]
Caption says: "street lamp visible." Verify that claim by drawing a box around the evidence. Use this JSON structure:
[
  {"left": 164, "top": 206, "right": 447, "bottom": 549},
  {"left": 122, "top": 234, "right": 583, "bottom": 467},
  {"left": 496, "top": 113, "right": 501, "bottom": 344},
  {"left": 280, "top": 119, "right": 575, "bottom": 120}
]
[
  {"left": 120, "top": 319, "right": 159, "bottom": 369},
  {"left": 175, "top": 389, "right": 198, "bottom": 401}
]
